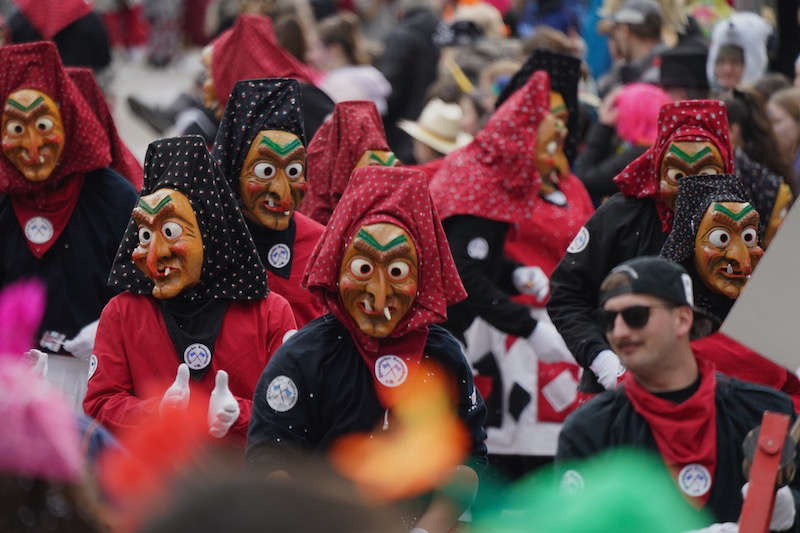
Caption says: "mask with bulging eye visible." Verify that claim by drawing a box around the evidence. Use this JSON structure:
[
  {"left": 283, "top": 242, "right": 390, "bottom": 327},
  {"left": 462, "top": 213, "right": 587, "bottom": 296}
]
[
  {"left": 659, "top": 141, "right": 725, "bottom": 209},
  {"left": 131, "top": 188, "right": 204, "bottom": 299},
  {"left": 535, "top": 91, "right": 570, "bottom": 195},
  {"left": 2, "top": 89, "right": 65, "bottom": 182},
  {"left": 239, "top": 129, "right": 306, "bottom": 231},
  {"left": 338, "top": 222, "right": 419, "bottom": 338},
  {"left": 694, "top": 201, "right": 763, "bottom": 299}
]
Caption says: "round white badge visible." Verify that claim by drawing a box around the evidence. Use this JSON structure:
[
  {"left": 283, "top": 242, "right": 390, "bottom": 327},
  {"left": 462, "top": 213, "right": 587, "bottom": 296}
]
[
  {"left": 268, "top": 243, "right": 291, "bottom": 269},
  {"left": 560, "top": 469, "right": 585, "bottom": 496},
  {"left": 677, "top": 464, "right": 711, "bottom": 497},
  {"left": 183, "top": 343, "right": 212, "bottom": 370},
  {"left": 375, "top": 355, "right": 408, "bottom": 387},
  {"left": 282, "top": 329, "right": 298, "bottom": 344},
  {"left": 566, "top": 226, "right": 589, "bottom": 254},
  {"left": 266, "top": 375, "right": 298, "bottom": 412},
  {"left": 543, "top": 190, "right": 567, "bottom": 206},
  {"left": 467, "top": 237, "right": 489, "bottom": 260},
  {"left": 88, "top": 354, "right": 98, "bottom": 379},
  {"left": 24, "top": 216, "right": 54, "bottom": 244}
]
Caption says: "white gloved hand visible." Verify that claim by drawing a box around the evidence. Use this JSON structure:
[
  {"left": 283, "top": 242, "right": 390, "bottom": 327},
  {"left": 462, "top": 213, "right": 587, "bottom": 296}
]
[
  {"left": 160, "top": 363, "right": 190, "bottom": 415},
  {"left": 527, "top": 321, "right": 575, "bottom": 363},
  {"left": 741, "top": 483, "right": 796, "bottom": 531},
  {"left": 24, "top": 349, "right": 48, "bottom": 377},
  {"left": 513, "top": 266, "right": 550, "bottom": 302},
  {"left": 62, "top": 320, "right": 99, "bottom": 360},
  {"left": 685, "top": 523, "right": 738, "bottom": 533},
  {"left": 208, "top": 370, "right": 240, "bottom": 438},
  {"left": 590, "top": 349, "right": 625, "bottom": 390}
]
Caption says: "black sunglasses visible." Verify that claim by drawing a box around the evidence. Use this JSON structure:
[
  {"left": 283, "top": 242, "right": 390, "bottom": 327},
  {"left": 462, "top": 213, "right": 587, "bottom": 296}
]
[{"left": 598, "top": 304, "right": 673, "bottom": 332}]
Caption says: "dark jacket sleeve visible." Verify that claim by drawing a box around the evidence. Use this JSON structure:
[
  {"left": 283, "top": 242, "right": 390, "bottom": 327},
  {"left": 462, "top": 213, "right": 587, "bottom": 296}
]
[
  {"left": 443, "top": 215, "right": 537, "bottom": 339},
  {"left": 573, "top": 123, "right": 647, "bottom": 204}
]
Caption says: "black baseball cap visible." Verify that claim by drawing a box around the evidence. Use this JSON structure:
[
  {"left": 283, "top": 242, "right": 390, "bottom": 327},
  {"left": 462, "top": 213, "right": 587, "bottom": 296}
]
[{"left": 599, "top": 256, "right": 694, "bottom": 308}]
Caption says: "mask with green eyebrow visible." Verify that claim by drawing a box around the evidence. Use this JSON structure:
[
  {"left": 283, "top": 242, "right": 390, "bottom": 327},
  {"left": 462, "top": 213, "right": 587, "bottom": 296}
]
[
  {"left": 339, "top": 222, "right": 419, "bottom": 338},
  {"left": 659, "top": 140, "right": 725, "bottom": 209},
  {"left": 355, "top": 150, "right": 399, "bottom": 170}
]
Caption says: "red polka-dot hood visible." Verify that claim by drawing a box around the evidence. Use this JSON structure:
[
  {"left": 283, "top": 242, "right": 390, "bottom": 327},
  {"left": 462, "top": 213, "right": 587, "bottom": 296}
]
[
  {"left": 613, "top": 100, "right": 734, "bottom": 232},
  {"left": 210, "top": 15, "right": 317, "bottom": 109},
  {"left": 15, "top": 0, "right": 92, "bottom": 39},
  {"left": 0, "top": 41, "right": 111, "bottom": 195},
  {"left": 429, "top": 70, "right": 549, "bottom": 225},
  {"left": 302, "top": 100, "right": 390, "bottom": 225}
]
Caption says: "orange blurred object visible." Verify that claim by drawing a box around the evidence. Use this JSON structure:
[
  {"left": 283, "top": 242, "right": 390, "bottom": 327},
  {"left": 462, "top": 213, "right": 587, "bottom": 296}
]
[{"left": 329, "top": 362, "right": 470, "bottom": 501}]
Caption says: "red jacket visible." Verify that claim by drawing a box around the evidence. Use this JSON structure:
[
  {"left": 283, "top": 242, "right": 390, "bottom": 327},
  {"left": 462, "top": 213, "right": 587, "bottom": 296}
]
[
  {"left": 83, "top": 291, "right": 296, "bottom": 442},
  {"left": 267, "top": 212, "right": 326, "bottom": 327}
]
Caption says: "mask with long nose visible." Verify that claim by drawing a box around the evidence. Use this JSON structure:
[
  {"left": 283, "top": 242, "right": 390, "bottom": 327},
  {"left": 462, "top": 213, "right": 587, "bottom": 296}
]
[
  {"left": 131, "top": 188, "right": 204, "bottom": 299},
  {"left": 338, "top": 222, "right": 419, "bottom": 338},
  {"left": 694, "top": 201, "right": 763, "bottom": 299},
  {"left": 2, "top": 89, "right": 65, "bottom": 182},
  {"left": 240, "top": 130, "right": 306, "bottom": 231}
]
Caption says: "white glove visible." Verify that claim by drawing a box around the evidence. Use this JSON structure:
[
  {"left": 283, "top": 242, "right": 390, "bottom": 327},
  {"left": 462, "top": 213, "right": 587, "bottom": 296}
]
[
  {"left": 24, "top": 349, "right": 48, "bottom": 377},
  {"left": 742, "top": 483, "right": 796, "bottom": 531},
  {"left": 590, "top": 349, "right": 625, "bottom": 390},
  {"left": 63, "top": 320, "right": 99, "bottom": 360},
  {"left": 685, "top": 523, "right": 738, "bottom": 533},
  {"left": 208, "top": 370, "right": 240, "bottom": 438},
  {"left": 527, "top": 321, "right": 575, "bottom": 363},
  {"left": 513, "top": 266, "right": 550, "bottom": 302},
  {"left": 160, "top": 363, "right": 190, "bottom": 415}
]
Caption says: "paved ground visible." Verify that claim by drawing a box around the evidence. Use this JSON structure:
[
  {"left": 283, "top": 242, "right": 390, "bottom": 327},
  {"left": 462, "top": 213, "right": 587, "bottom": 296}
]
[{"left": 108, "top": 48, "right": 203, "bottom": 163}]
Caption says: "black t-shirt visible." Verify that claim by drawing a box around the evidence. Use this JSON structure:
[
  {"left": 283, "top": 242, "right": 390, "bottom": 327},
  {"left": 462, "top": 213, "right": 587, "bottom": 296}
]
[
  {"left": 247, "top": 314, "right": 488, "bottom": 471},
  {"left": 548, "top": 193, "right": 667, "bottom": 392},
  {"left": 441, "top": 214, "right": 537, "bottom": 342},
  {"left": 0, "top": 168, "right": 137, "bottom": 349},
  {"left": 556, "top": 373, "right": 800, "bottom": 527}
]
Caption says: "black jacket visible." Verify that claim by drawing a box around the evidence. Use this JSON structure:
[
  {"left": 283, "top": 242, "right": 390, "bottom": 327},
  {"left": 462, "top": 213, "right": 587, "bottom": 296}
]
[
  {"left": 377, "top": 7, "right": 441, "bottom": 163},
  {"left": 547, "top": 194, "right": 666, "bottom": 392},
  {"left": 0, "top": 168, "right": 137, "bottom": 349},
  {"left": 441, "top": 215, "right": 537, "bottom": 343},
  {"left": 557, "top": 373, "right": 800, "bottom": 527},
  {"left": 247, "top": 315, "right": 487, "bottom": 470}
]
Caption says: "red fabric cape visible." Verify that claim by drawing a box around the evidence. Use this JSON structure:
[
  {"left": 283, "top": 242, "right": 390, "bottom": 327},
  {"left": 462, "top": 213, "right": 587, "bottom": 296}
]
[
  {"left": 303, "top": 166, "right": 466, "bottom": 405},
  {"left": 302, "top": 100, "right": 390, "bottom": 225},
  {"left": 612, "top": 100, "right": 733, "bottom": 232},
  {"left": 66, "top": 67, "right": 143, "bottom": 191},
  {"left": 624, "top": 356, "right": 717, "bottom": 508},
  {"left": 429, "top": 70, "right": 548, "bottom": 224},
  {"left": 15, "top": 0, "right": 92, "bottom": 39},
  {"left": 211, "top": 14, "right": 318, "bottom": 109}
]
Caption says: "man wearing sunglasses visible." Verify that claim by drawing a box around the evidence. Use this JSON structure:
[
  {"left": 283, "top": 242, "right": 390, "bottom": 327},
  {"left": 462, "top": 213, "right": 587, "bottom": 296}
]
[{"left": 556, "top": 256, "right": 800, "bottom": 529}]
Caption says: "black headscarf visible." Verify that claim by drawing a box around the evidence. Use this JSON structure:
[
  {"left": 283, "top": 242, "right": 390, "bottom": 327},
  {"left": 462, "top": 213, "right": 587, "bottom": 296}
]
[
  {"left": 211, "top": 77, "right": 306, "bottom": 187},
  {"left": 734, "top": 149, "right": 782, "bottom": 240},
  {"left": 108, "top": 135, "right": 267, "bottom": 302},
  {"left": 661, "top": 173, "right": 754, "bottom": 328},
  {"left": 494, "top": 49, "right": 580, "bottom": 163}
]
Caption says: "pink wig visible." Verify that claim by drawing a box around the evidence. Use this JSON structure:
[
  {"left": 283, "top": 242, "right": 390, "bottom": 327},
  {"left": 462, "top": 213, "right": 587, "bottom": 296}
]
[{"left": 615, "top": 83, "right": 673, "bottom": 146}]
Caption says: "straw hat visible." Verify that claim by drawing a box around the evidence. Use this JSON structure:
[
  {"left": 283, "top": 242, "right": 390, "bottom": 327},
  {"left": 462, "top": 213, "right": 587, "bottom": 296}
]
[{"left": 398, "top": 99, "right": 473, "bottom": 155}]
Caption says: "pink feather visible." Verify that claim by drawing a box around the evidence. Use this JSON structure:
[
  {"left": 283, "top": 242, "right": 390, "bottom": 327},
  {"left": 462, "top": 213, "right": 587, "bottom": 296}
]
[{"left": 0, "top": 279, "right": 46, "bottom": 357}]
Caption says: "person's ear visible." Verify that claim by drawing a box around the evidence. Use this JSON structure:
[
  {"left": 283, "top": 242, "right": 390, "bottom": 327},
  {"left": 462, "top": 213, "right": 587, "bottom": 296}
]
[{"left": 674, "top": 306, "right": 693, "bottom": 337}]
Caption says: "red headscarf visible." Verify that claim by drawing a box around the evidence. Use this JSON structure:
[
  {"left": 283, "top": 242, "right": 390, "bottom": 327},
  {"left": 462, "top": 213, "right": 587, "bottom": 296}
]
[
  {"left": 302, "top": 100, "right": 390, "bottom": 225},
  {"left": 211, "top": 14, "right": 318, "bottom": 108},
  {"left": 613, "top": 100, "right": 733, "bottom": 232},
  {"left": 66, "top": 67, "right": 143, "bottom": 191},
  {"left": 429, "top": 70, "right": 548, "bottom": 224},
  {"left": 14, "top": 0, "right": 92, "bottom": 39},
  {"left": 303, "top": 166, "right": 466, "bottom": 404},
  {"left": 0, "top": 42, "right": 111, "bottom": 258}
]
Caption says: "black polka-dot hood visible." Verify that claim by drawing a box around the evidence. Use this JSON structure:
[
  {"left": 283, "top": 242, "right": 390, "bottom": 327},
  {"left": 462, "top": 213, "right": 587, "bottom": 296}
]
[{"left": 108, "top": 136, "right": 267, "bottom": 301}]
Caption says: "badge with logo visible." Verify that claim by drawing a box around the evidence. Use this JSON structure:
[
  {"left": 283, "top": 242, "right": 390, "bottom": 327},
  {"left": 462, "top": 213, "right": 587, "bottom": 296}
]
[
  {"left": 183, "top": 343, "right": 212, "bottom": 370},
  {"left": 467, "top": 237, "right": 489, "bottom": 260},
  {"left": 25, "top": 216, "right": 54, "bottom": 244},
  {"left": 282, "top": 329, "right": 298, "bottom": 344},
  {"left": 543, "top": 190, "right": 567, "bottom": 206},
  {"left": 677, "top": 464, "right": 711, "bottom": 497},
  {"left": 560, "top": 470, "right": 585, "bottom": 495},
  {"left": 266, "top": 375, "right": 298, "bottom": 412},
  {"left": 375, "top": 355, "right": 408, "bottom": 387},
  {"left": 566, "top": 226, "right": 589, "bottom": 254},
  {"left": 268, "top": 243, "right": 291, "bottom": 269},
  {"left": 88, "top": 354, "right": 98, "bottom": 379}
]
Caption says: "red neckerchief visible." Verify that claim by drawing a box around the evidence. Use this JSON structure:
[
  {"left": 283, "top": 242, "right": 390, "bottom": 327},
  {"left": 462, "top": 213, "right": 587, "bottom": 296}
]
[
  {"left": 11, "top": 174, "right": 85, "bottom": 258},
  {"left": 612, "top": 100, "right": 733, "bottom": 233},
  {"left": 211, "top": 14, "right": 319, "bottom": 106},
  {"left": 15, "top": 0, "right": 92, "bottom": 39},
  {"left": 624, "top": 356, "right": 717, "bottom": 508}
]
